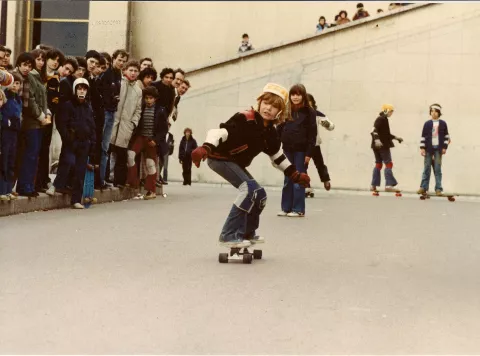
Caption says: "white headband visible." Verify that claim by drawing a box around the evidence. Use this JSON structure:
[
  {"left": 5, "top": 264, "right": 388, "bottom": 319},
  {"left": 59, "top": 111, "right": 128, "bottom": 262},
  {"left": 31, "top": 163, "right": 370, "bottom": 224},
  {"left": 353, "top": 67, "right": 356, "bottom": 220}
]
[{"left": 431, "top": 105, "right": 442, "bottom": 112}]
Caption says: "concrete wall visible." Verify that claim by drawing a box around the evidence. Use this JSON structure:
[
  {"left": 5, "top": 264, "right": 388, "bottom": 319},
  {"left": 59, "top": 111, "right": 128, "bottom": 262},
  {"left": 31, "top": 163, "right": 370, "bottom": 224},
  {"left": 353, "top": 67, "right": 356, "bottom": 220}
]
[
  {"left": 165, "top": 3, "right": 480, "bottom": 195},
  {"left": 130, "top": 1, "right": 391, "bottom": 69}
]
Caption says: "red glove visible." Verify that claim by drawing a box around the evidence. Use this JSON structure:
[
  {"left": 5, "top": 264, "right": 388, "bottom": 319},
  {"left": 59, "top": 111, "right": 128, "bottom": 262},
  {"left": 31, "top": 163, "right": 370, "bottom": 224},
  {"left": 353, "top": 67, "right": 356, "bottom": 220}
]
[
  {"left": 289, "top": 171, "right": 310, "bottom": 187},
  {"left": 191, "top": 145, "right": 210, "bottom": 168}
]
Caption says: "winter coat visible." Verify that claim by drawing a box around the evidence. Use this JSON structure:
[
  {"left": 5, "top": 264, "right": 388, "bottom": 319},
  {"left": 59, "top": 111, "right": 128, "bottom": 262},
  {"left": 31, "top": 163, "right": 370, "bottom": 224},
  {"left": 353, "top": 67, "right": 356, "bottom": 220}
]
[
  {"left": 353, "top": 10, "right": 370, "bottom": 20},
  {"left": 1, "top": 90, "right": 23, "bottom": 132},
  {"left": 167, "top": 132, "right": 174, "bottom": 155},
  {"left": 314, "top": 110, "right": 335, "bottom": 146},
  {"left": 179, "top": 136, "right": 198, "bottom": 161},
  {"left": 205, "top": 109, "right": 283, "bottom": 168},
  {"left": 133, "top": 102, "right": 169, "bottom": 156},
  {"left": 21, "top": 69, "right": 50, "bottom": 130},
  {"left": 420, "top": 119, "right": 450, "bottom": 154},
  {"left": 316, "top": 23, "right": 329, "bottom": 33},
  {"left": 370, "top": 113, "right": 396, "bottom": 149},
  {"left": 56, "top": 98, "right": 96, "bottom": 155},
  {"left": 59, "top": 76, "right": 74, "bottom": 104},
  {"left": 45, "top": 72, "right": 61, "bottom": 116},
  {"left": 277, "top": 106, "right": 317, "bottom": 157},
  {"left": 101, "top": 67, "right": 122, "bottom": 112},
  {"left": 337, "top": 18, "right": 351, "bottom": 25},
  {"left": 110, "top": 78, "right": 142, "bottom": 148},
  {"left": 152, "top": 80, "right": 175, "bottom": 116}
]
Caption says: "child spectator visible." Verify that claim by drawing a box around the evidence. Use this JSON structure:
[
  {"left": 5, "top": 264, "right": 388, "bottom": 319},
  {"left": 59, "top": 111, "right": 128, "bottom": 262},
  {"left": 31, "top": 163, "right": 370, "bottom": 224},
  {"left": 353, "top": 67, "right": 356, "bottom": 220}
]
[
  {"left": 370, "top": 104, "right": 403, "bottom": 193},
  {"left": 238, "top": 33, "right": 254, "bottom": 53},
  {"left": 109, "top": 60, "right": 142, "bottom": 187},
  {"left": 126, "top": 86, "right": 168, "bottom": 199},
  {"left": 417, "top": 104, "right": 450, "bottom": 195},
  {"left": 0, "top": 78, "right": 22, "bottom": 200},
  {"left": 16, "top": 52, "right": 52, "bottom": 197},
  {"left": 353, "top": 3, "right": 370, "bottom": 20},
  {"left": 179, "top": 127, "right": 197, "bottom": 186},
  {"left": 277, "top": 84, "right": 317, "bottom": 217},
  {"left": 46, "top": 78, "right": 96, "bottom": 209},
  {"left": 316, "top": 16, "right": 329, "bottom": 33},
  {"left": 337, "top": 11, "right": 351, "bottom": 25}
]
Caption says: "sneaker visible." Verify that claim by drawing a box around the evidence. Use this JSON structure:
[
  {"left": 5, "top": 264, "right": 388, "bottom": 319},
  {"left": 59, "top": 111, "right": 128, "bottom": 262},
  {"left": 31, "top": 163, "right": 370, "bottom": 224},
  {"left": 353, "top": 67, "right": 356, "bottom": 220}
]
[
  {"left": 417, "top": 188, "right": 426, "bottom": 195},
  {"left": 370, "top": 185, "right": 377, "bottom": 192},
  {"left": 277, "top": 211, "right": 288, "bottom": 216},
  {"left": 287, "top": 212, "right": 305, "bottom": 217},
  {"left": 435, "top": 190, "right": 443, "bottom": 196},
  {"left": 6, "top": 194, "right": 17, "bottom": 201},
  {"left": 100, "top": 182, "right": 113, "bottom": 190},
  {"left": 72, "top": 203, "right": 85, "bottom": 209},
  {"left": 144, "top": 191, "right": 156, "bottom": 200},
  {"left": 45, "top": 185, "right": 56, "bottom": 196},
  {"left": 219, "top": 240, "right": 252, "bottom": 248},
  {"left": 163, "top": 181, "right": 169, "bottom": 185},
  {"left": 324, "top": 181, "right": 331, "bottom": 191},
  {"left": 0, "top": 195, "right": 8, "bottom": 201}
]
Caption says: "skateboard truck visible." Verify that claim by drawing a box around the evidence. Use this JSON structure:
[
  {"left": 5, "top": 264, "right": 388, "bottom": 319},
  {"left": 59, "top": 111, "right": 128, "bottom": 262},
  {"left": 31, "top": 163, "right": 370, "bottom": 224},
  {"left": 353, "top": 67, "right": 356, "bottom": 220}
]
[{"left": 219, "top": 247, "right": 262, "bottom": 264}]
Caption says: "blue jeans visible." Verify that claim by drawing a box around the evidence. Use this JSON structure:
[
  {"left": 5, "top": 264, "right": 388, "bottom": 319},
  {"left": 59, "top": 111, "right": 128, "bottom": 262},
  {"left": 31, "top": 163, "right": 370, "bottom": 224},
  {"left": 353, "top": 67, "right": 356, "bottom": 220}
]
[
  {"left": 371, "top": 148, "right": 398, "bottom": 187},
  {"left": 162, "top": 153, "right": 169, "bottom": 181},
  {"left": 207, "top": 158, "right": 265, "bottom": 243},
  {"left": 0, "top": 129, "right": 17, "bottom": 195},
  {"left": 281, "top": 150, "right": 306, "bottom": 214},
  {"left": 100, "top": 110, "right": 115, "bottom": 184},
  {"left": 17, "top": 129, "right": 43, "bottom": 194},
  {"left": 54, "top": 140, "right": 90, "bottom": 204},
  {"left": 420, "top": 150, "right": 443, "bottom": 192}
]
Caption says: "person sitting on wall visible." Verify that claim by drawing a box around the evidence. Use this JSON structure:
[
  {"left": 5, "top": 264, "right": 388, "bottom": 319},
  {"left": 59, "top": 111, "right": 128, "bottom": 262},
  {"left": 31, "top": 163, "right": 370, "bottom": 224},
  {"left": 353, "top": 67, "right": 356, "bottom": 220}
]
[
  {"left": 353, "top": 3, "right": 370, "bottom": 20},
  {"left": 238, "top": 33, "right": 254, "bottom": 53}
]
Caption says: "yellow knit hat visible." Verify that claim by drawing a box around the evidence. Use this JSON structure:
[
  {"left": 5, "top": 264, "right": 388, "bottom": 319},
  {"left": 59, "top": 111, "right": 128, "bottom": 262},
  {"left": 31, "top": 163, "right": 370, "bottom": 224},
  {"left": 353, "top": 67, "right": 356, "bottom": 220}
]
[
  {"left": 258, "top": 83, "right": 288, "bottom": 104},
  {"left": 381, "top": 104, "right": 394, "bottom": 113}
]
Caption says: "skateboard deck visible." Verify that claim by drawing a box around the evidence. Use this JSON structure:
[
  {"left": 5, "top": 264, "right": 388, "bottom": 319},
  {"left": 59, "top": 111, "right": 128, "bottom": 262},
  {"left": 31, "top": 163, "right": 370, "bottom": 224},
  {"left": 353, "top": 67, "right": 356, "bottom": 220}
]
[
  {"left": 218, "top": 241, "right": 263, "bottom": 264},
  {"left": 82, "top": 158, "right": 97, "bottom": 208},
  {"left": 419, "top": 192, "right": 458, "bottom": 202},
  {"left": 372, "top": 189, "right": 402, "bottom": 197}
]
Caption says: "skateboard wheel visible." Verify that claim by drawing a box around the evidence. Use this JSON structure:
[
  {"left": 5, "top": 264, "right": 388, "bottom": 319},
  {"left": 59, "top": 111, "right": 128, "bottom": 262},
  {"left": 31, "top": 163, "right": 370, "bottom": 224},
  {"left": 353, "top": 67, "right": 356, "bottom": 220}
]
[
  {"left": 420, "top": 195, "right": 426, "bottom": 200},
  {"left": 92, "top": 198, "right": 98, "bottom": 203},
  {"left": 84, "top": 197, "right": 91, "bottom": 203},
  {"left": 395, "top": 193, "right": 402, "bottom": 197},
  {"left": 372, "top": 192, "right": 379, "bottom": 196},
  {"left": 242, "top": 254, "right": 253, "bottom": 264},
  {"left": 310, "top": 193, "right": 314, "bottom": 198},
  {"left": 219, "top": 253, "right": 228, "bottom": 263},
  {"left": 305, "top": 193, "right": 309, "bottom": 198},
  {"left": 253, "top": 249, "right": 262, "bottom": 260},
  {"left": 448, "top": 197, "right": 455, "bottom": 202}
]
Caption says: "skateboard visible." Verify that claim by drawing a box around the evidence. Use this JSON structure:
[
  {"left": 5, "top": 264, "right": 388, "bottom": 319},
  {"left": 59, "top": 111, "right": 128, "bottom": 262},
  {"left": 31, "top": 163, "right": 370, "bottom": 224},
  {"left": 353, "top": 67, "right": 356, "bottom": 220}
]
[
  {"left": 218, "top": 242, "right": 262, "bottom": 264},
  {"left": 305, "top": 191, "right": 315, "bottom": 198},
  {"left": 372, "top": 189, "right": 402, "bottom": 197},
  {"left": 82, "top": 158, "right": 97, "bottom": 208},
  {"left": 419, "top": 192, "right": 458, "bottom": 202}
]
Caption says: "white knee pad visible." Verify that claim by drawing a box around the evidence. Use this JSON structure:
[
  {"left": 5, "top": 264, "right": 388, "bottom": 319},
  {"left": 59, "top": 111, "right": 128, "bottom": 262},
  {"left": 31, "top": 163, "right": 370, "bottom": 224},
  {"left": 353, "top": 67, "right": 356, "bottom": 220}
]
[
  {"left": 127, "top": 150, "right": 136, "bottom": 167},
  {"left": 146, "top": 158, "right": 157, "bottom": 175}
]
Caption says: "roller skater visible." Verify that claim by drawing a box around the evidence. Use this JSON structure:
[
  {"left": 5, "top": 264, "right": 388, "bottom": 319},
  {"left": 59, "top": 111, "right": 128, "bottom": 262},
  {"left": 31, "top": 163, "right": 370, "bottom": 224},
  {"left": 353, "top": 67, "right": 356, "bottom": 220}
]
[
  {"left": 370, "top": 104, "right": 403, "bottom": 193},
  {"left": 305, "top": 93, "right": 335, "bottom": 198},
  {"left": 191, "top": 83, "right": 310, "bottom": 256}
]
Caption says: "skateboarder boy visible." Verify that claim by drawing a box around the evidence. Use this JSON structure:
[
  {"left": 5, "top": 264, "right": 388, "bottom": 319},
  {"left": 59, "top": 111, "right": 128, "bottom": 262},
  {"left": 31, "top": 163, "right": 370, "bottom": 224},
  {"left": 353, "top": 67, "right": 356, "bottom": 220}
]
[
  {"left": 191, "top": 83, "right": 310, "bottom": 248},
  {"left": 417, "top": 103, "right": 449, "bottom": 195},
  {"left": 46, "top": 78, "right": 96, "bottom": 209},
  {"left": 370, "top": 104, "right": 403, "bottom": 192}
]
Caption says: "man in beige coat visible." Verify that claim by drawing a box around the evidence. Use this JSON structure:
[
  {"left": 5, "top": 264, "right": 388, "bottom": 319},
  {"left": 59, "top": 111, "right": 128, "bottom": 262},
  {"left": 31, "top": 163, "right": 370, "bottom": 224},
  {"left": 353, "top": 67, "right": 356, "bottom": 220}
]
[{"left": 110, "top": 60, "right": 142, "bottom": 187}]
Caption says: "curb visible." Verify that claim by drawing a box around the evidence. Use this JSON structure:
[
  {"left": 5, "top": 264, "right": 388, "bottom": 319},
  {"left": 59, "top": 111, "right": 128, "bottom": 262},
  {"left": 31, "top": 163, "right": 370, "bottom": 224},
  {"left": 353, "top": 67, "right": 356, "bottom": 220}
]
[{"left": 0, "top": 185, "right": 164, "bottom": 218}]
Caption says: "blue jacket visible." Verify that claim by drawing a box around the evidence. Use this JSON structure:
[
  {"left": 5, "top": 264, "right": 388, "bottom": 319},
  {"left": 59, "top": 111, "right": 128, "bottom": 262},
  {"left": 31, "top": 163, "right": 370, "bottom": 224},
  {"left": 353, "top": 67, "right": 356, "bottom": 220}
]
[
  {"left": 420, "top": 119, "right": 449, "bottom": 153},
  {"left": 277, "top": 106, "right": 317, "bottom": 157},
  {"left": 1, "top": 90, "right": 23, "bottom": 131}
]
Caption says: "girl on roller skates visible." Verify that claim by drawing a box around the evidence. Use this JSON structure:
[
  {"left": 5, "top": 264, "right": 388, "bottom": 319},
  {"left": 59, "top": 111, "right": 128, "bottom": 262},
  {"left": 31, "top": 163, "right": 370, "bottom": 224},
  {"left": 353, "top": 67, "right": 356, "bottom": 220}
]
[
  {"left": 191, "top": 83, "right": 310, "bottom": 248},
  {"left": 370, "top": 104, "right": 403, "bottom": 192}
]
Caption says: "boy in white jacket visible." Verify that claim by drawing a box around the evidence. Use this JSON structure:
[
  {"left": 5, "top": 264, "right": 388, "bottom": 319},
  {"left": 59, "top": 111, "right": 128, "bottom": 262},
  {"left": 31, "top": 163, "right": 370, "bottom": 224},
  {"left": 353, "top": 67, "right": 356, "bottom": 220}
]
[{"left": 306, "top": 93, "right": 335, "bottom": 196}]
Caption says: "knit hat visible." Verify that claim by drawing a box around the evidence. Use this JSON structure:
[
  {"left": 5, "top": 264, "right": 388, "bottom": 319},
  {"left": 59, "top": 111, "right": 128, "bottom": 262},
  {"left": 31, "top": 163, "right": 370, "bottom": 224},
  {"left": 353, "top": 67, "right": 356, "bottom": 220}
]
[{"left": 258, "top": 83, "right": 288, "bottom": 104}]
